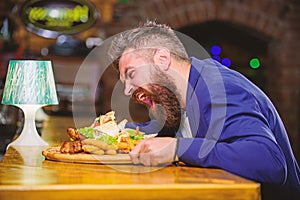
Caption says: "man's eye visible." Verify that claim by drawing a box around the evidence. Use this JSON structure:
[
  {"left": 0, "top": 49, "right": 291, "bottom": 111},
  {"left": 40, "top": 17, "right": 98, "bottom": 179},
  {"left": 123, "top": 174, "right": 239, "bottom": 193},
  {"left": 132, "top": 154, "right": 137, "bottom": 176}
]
[{"left": 128, "top": 70, "right": 135, "bottom": 79}]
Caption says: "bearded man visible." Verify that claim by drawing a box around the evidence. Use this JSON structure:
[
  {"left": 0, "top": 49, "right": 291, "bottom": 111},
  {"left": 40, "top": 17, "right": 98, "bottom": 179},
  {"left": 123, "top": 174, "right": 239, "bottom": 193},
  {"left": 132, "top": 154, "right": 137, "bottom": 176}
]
[{"left": 108, "top": 21, "right": 300, "bottom": 200}]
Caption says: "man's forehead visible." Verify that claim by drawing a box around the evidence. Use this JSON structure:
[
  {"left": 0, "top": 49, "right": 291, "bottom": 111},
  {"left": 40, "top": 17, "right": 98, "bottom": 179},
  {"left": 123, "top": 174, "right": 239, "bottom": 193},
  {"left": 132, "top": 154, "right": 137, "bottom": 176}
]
[
  {"left": 119, "top": 48, "right": 147, "bottom": 67},
  {"left": 121, "top": 48, "right": 139, "bottom": 57},
  {"left": 119, "top": 49, "right": 135, "bottom": 66},
  {"left": 118, "top": 49, "right": 136, "bottom": 79}
]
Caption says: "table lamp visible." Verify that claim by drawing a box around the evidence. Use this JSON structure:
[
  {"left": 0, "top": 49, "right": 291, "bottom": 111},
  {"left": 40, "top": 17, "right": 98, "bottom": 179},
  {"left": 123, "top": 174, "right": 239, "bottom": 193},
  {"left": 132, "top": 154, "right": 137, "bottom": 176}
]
[{"left": 1, "top": 60, "right": 58, "bottom": 147}]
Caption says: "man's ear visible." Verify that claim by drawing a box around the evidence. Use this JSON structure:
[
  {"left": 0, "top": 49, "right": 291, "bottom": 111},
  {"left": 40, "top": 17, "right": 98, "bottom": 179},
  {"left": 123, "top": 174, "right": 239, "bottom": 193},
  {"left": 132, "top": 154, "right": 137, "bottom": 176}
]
[{"left": 153, "top": 48, "right": 171, "bottom": 70}]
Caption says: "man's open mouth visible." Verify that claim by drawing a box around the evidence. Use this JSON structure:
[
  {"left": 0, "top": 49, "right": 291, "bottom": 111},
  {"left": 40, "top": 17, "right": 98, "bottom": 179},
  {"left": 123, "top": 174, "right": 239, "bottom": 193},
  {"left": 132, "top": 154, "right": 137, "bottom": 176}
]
[{"left": 132, "top": 89, "right": 154, "bottom": 108}]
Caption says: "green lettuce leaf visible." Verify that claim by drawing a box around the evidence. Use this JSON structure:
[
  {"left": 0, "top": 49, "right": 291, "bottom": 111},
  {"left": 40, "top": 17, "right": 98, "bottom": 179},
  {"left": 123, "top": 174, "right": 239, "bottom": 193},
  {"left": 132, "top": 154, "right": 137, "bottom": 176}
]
[
  {"left": 77, "top": 126, "right": 95, "bottom": 139},
  {"left": 125, "top": 128, "right": 145, "bottom": 140},
  {"left": 96, "top": 134, "right": 117, "bottom": 145}
]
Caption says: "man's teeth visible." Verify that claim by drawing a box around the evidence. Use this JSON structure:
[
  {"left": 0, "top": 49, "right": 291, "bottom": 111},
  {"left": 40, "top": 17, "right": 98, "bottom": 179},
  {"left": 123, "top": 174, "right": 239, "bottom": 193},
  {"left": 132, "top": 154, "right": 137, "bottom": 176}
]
[{"left": 138, "top": 93, "right": 145, "bottom": 100}]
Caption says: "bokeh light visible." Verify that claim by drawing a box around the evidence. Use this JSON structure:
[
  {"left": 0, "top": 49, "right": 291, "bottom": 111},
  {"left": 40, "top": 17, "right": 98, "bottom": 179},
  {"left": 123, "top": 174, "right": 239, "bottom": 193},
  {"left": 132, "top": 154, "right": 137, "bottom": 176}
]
[
  {"left": 249, "top": 58, "right": 260, "bottom": 69},
  {"left": 221, "top": 58, "right": 231, "bottom": 67},
  {"left": 210, "top": 45, "right": 221, "bottom": 55}
]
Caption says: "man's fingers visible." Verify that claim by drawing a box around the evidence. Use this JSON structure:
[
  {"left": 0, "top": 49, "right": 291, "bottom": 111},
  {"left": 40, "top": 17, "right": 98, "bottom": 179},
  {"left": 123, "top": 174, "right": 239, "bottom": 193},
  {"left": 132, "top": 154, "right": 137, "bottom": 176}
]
[
  {"left": 139, "top": 139, "right": 151, "bottom": 153},
  {"left": 129, "top": 140, "right": 145, "bottom": 164},
  {"left": 139, "top": 152, "right": 151, "bottom": 166},
  {"left": 129, "top": 138, "right": 176, "bottom": 166}
]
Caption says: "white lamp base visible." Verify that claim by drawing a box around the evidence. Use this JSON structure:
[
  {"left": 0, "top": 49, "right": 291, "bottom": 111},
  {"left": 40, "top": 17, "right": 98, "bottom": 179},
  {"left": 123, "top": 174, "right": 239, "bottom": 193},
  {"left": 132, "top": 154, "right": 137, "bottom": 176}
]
[{"left": 8, "top": 105, "right": 49, "bottom": 148}]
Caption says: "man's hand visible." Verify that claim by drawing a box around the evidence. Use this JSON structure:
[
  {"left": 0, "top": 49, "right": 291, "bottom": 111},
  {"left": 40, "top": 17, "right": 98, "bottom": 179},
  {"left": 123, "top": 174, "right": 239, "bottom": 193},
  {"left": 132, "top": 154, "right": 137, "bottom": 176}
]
[{"left": 129, "top": 137, "right": 177, "bottom": 166}]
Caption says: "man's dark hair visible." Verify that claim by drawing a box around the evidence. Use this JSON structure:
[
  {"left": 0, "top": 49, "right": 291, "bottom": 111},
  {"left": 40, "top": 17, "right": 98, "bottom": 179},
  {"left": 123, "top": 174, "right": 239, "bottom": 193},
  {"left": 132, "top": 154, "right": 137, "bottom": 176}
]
[{"left": 108, "top": 20, "right": 189, "bottom": 71}]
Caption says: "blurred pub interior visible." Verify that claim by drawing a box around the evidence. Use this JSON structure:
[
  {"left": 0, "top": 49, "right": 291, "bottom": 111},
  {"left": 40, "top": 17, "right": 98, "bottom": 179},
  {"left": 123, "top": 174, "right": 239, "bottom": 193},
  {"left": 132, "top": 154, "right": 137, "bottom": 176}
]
[{"left": 0, "top": 0, "right": 299, "bottom": 163}]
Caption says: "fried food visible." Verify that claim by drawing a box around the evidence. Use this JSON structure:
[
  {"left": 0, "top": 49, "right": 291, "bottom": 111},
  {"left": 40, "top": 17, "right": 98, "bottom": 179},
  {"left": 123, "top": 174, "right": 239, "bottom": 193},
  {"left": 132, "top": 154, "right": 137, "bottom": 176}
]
[
  {"left": 59, "top": 111, "right": 149, "bottom": 155},
  {"left": 67, "top": 128, "right": 87, "bottom": 141},
  {"left": 83, "top": 139, "right": 110, "bottom": 150},
  {"left": 82, "top": 144, "right": 99, "bottom": 153},
  {"left": 105, "top": 149, "right": 117, "bottom": 155},
  {"left": 60, "top": 140, "right": 83, "bottom": 154}
]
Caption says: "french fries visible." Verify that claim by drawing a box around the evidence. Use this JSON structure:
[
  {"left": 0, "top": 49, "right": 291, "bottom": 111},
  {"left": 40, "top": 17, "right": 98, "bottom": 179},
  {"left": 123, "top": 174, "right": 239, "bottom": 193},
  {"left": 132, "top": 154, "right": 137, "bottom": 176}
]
[{"left": 117, "top": 136, "right": 135, "bottom": 153}]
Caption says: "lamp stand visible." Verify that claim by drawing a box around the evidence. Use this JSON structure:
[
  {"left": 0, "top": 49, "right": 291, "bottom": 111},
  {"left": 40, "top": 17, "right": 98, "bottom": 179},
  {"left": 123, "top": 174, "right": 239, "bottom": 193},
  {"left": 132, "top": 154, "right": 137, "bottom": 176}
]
[{"left": 8, "top": 105, "right": 49, "bottom": 147}]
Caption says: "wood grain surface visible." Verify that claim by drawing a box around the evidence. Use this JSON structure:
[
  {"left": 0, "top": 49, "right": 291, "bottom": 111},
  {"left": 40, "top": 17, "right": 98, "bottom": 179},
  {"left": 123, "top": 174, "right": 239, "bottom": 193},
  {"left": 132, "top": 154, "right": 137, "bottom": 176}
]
[{"left": 42, "top": 147, "right": 132, "bottom": 164}]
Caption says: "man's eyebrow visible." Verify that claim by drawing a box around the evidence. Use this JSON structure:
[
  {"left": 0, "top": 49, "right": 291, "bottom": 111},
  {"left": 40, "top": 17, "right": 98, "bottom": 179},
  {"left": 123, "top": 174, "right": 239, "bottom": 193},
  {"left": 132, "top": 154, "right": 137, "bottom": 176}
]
[{"left": 124, "top": 66, "right": 134, "bottom": 79}]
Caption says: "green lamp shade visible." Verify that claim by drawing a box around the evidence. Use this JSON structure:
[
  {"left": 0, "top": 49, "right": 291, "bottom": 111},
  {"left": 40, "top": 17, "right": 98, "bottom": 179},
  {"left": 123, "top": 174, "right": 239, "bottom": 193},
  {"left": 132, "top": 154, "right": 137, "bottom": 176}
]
[{"left": 1, "top": 60, "right": 58, "bottom": 105}]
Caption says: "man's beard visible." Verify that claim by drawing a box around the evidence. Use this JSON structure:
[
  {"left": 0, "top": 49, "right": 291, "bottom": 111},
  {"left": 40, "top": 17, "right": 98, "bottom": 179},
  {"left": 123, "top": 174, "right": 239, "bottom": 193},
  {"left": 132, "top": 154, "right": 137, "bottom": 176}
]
[{"left": 132, "top": 68, "right": 182, "bottom": 137}]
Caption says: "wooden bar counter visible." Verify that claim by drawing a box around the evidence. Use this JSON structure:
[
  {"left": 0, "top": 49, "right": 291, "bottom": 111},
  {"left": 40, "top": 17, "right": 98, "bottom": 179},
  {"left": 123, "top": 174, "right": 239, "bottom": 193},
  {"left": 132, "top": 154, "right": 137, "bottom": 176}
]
[{"left": 0, "top": 116, "right": 261, "bottom": 200}]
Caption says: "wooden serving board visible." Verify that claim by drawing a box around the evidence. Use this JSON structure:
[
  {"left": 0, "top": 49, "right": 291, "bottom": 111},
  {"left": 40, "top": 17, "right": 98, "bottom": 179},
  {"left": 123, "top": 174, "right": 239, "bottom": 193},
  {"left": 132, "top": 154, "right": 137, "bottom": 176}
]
[{"left": 42, "top": 147, "right": 132, "bottom": 164}]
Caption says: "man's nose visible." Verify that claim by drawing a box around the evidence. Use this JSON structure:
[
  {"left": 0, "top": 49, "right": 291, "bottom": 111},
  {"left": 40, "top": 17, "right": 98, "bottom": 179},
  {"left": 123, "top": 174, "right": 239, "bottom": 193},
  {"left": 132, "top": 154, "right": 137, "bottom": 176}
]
[{"left": 124, "top": 81, "right": 134, "bottom": 96}]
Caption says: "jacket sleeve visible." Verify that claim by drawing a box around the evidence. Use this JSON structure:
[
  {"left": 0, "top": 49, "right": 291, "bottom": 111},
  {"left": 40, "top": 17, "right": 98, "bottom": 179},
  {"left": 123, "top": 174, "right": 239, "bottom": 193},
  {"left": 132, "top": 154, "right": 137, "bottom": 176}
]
[{"left": 177, "top": 134, "right": 287, "bottom": 184}]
